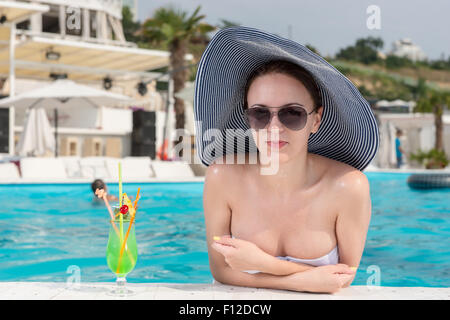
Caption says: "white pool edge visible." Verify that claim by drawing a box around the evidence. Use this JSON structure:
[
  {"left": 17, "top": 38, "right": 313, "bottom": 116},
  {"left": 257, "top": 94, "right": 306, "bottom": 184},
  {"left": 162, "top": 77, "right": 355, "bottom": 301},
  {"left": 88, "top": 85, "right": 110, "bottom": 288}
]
[
  {"left": 0, "top": 282, "right": 448, "bottom": 300},
  {"left": 0, "top": 167, "right": 449, "bottom": 184},
  {"left": 363, "top": 167, "right": 450, "bottom": 174},
  {"left": 0, "top": 176, "right": 206, "bottom": 184}
]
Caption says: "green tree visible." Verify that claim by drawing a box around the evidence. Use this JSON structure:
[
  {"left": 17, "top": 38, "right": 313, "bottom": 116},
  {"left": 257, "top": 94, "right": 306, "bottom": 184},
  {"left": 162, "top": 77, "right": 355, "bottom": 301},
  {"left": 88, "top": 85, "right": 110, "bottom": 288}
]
[
  {"left": 217, "top": 19, "right": 241, "bottom": 29},
  {"left": 407, "top": 77, "right": 427, "bottom": 101},
  {"left": 336, "top": 36, "right": 384, "bottom": 64},
  {"left": 357, "top": 84, "right": 372, "bottom": 99},
  {"left": 385, "top": 54, "right": 415, "bottom": 69},
  {"left": 305, "top": 44, "right": 319, "bottom": 55},
  {"left": 186, "top": 19, "right": 239, "bottom": 82},
  {"left": 429, "top": 56, "right": 450, "bottom": 71},
  {"left": 415, "top": 88, "right": 450, "bottom": 151},
  {"left": 122, "top": 6, "right": 141, "bottom": 43},
  {"left": 139, "top": 5, "right": 216, "bottom": 146}
]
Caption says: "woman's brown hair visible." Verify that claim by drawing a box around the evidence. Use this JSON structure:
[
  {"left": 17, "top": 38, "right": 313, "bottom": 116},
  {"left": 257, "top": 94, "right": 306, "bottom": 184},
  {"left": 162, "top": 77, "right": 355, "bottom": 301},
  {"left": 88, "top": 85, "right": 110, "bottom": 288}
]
[{"left": 243, "top": 59, "right": 322, "bottom": 111}]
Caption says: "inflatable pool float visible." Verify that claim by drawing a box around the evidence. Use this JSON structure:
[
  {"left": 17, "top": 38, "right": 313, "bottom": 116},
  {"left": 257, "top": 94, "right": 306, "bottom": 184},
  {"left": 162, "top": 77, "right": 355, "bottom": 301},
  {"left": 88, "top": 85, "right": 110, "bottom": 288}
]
[{"left": 407, "top": 173, "right": 450, "bottom": 189}]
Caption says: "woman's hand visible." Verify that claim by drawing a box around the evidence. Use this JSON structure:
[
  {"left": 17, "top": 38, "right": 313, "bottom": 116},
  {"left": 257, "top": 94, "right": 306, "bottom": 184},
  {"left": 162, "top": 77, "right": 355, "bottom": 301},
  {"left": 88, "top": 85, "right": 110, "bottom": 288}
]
[
  {"left": 284, "top": 264, "right": 356, "bottom": 294},
  {"left": 210, "top": 235, "right": 272, "bottom": 272}
]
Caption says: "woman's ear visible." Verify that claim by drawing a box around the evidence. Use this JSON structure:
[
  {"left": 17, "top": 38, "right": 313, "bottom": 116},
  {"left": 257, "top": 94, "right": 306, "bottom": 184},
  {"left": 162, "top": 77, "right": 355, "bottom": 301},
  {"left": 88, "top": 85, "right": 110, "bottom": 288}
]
[{"left": 311, "top": 105, "right": 323, "bottom": 134}]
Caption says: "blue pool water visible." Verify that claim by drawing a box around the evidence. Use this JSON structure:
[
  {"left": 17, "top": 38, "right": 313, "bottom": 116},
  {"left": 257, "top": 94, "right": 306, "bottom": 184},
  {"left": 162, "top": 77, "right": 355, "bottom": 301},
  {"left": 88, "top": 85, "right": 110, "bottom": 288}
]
[{"left": 0, "top": 172, "right": 449, "bottom": 287}]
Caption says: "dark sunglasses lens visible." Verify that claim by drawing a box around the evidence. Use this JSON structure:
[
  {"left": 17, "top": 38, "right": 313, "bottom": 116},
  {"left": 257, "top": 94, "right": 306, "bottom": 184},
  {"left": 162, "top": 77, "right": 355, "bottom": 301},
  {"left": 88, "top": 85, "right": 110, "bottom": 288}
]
[
  {"left": 246, "top": 108, "right": 270, "bottom": 129},
  {"left": 278, "top": 107, "right": 307, "bottom": 130}
]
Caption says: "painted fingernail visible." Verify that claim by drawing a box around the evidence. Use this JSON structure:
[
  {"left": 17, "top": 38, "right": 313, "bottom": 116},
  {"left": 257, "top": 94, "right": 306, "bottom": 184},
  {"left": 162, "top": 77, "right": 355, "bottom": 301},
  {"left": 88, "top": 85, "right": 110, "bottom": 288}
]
[{"left": 213, "top": 236, "right": 220, "bottom": 241}]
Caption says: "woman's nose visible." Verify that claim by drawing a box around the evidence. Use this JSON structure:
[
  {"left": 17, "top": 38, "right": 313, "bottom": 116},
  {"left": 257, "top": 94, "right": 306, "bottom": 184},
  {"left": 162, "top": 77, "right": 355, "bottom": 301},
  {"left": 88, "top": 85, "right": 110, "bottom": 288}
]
[{"left": 267, "top": 112, "right": 285, "bottom": 132}]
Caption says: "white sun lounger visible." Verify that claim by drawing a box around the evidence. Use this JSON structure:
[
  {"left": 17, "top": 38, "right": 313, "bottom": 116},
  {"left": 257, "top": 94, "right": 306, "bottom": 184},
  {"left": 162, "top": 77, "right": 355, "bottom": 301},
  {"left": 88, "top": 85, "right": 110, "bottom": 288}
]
[
  {"left": 106, "top": 157, "right": 155, "bottom": 181},
  {"left": 20, "top": 157, "right": 68, "bottom": 180},
  {"left": 60, "top": 156, "right": 83, "bottom": 178},
  {"left": 0, "top": 163, "right": 21, "bottom": 182},
  {"left": 151, "top": 160, "right": 195, "bottom": 178},
  {"left": 79, "top": 157, "right": 110, "bottom": 180}
]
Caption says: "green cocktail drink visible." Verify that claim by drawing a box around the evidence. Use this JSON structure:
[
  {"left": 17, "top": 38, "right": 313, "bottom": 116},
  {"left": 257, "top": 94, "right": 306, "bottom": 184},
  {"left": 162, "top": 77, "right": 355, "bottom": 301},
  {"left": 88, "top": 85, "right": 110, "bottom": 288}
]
[
  {"left": 106, "top": 220, "right": 138, "bottom": 278},
  {"left": 98, "top": 162, "right": 141, "bottom": 296}
]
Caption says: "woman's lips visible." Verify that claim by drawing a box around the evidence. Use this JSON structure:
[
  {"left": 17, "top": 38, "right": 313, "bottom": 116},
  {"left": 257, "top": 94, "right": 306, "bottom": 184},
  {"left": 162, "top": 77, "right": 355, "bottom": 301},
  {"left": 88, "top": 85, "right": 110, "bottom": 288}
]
[{"left": 266, "top": 141, "right": 288, "bottom": 148}]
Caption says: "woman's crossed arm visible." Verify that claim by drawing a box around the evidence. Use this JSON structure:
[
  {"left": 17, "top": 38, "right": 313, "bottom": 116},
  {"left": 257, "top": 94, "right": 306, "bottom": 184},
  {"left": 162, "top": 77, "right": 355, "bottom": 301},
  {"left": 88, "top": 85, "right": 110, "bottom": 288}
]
[{"left": 203, "top": 164, "right": 355, "bottom": 293}]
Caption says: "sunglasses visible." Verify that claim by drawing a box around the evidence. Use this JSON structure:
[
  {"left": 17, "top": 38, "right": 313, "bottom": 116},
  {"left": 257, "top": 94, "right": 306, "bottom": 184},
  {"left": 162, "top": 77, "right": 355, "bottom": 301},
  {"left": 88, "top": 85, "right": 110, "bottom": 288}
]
[{"left": 243, "top": 104, "right": 316, "bottom": 131}]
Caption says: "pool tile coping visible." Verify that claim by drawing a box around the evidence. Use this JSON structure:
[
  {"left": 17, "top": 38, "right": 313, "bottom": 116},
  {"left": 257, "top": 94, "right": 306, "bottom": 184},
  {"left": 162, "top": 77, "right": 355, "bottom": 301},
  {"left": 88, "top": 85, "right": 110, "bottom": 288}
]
[{"left": 0, "top": 282, "right": 448, "bottom": 300}]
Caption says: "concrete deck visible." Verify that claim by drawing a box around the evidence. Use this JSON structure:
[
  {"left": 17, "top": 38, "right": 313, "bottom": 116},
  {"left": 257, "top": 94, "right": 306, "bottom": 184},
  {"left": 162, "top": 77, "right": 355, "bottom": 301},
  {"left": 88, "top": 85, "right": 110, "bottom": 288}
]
[
  {"left": 0, "top": 164, "right": 449, "bottom": 185},
  {"left": 0, "top": 282, "right": 448, "bottom": 300},
  {"left": 0, "top": 176, "right": 206, "bottom": 184},
  {"left": 1, "top": 166, "right": 449, "bottom": 185},
  {"left": 363, "top": 167, "right": 450, "bottom": 173}
]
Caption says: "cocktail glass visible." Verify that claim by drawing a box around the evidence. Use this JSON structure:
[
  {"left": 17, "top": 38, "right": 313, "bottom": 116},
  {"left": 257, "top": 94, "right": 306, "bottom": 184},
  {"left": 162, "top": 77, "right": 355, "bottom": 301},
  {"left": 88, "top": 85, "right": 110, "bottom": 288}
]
[{"left": 106, "top": 218, "right": 138, "bottom": 296}]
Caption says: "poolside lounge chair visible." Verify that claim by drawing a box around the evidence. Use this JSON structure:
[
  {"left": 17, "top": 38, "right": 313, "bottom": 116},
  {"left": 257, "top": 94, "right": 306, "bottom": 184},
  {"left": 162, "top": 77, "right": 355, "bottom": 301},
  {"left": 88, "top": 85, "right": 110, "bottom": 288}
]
[
  {"left": 106, "top": 157, "right": 155, "bottom": 181},
  {"left": 20, "top": 157, "right": 67, "bottom": 180},
  {"left": 151, "top": 160, "right": 195, "bottom": 178},
  {"left": 79, "top": 157, "right": 110, "bottom": 179},
  {"left": 60, "top": 156, "right": 83, "bottom": 178},
  {"left": 0, "top": 162, "right": 21, "bottom": 182}
]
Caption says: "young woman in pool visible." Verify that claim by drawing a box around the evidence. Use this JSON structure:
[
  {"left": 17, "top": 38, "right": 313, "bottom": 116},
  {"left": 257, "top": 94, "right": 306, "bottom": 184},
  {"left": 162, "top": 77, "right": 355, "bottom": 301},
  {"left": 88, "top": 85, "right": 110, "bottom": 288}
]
[{"left": 195, "top": 27, "right": 379, "bottom": 294}]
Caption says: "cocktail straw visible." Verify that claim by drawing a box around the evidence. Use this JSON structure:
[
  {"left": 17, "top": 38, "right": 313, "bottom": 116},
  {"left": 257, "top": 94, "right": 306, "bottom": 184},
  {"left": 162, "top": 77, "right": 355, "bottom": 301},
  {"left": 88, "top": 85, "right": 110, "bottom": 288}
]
[
  {"left": 116, "top": 188, "right": 140, "bottom": 274},
  {"left": 133, "top": 188, "right": 140, "bottom": 210},
  {"left": 96, "top": 189, "right": 115, "bottom": 221},
  {"left": 118, "top": 162, "right": 124, "bottom": 244},
  {"left": 95, "top": 188, "right": 120, "bottom": 237},
  {"left": 119, "top": 162, "right": 123, "bottom": 207}
]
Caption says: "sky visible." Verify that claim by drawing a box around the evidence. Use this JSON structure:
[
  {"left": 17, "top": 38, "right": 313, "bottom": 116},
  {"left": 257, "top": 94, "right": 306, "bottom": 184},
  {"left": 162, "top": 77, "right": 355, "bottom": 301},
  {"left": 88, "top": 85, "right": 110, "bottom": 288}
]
[{"left": 137, "top": 0, "right": 450, "bottom": 60}]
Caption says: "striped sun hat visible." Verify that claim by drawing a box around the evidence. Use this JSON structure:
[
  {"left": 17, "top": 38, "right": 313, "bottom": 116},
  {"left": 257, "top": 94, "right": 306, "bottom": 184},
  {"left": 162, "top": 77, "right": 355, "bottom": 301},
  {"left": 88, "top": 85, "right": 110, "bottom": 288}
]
[{"left": 194, "top": 26, "right": 379, "bottom": 171}]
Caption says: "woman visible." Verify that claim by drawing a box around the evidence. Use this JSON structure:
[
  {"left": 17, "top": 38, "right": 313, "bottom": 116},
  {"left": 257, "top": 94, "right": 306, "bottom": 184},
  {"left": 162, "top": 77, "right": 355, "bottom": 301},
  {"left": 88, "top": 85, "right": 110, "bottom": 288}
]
[{"left": 195, "top": 27, "right": 379, "bottom": 294}]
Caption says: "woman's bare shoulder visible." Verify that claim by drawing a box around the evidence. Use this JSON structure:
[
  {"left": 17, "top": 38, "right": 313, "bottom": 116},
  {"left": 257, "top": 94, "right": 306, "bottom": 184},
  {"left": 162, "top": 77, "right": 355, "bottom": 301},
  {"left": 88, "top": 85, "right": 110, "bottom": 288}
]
[
  {"left": 328, "top": 160, "right": 369, "bottom": 195},
  {"left": 313, "top": 153, "right": 369, "bottom": 190},
  {"left": 204, "top": 155, "right": 244, "bottom": 187}
]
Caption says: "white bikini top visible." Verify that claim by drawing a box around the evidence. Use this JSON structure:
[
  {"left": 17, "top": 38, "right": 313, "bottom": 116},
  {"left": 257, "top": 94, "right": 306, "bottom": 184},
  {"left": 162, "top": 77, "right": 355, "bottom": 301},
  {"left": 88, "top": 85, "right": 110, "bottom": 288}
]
[{"left": 230, "top": 235, "right": 339, "bottom": 274}]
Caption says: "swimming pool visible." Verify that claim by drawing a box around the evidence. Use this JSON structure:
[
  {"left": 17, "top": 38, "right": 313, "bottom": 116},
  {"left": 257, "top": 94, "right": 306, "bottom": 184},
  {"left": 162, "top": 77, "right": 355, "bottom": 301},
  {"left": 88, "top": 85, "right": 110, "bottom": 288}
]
[{"left": 0, "top": 172, "right": 449, "bottom": 287}]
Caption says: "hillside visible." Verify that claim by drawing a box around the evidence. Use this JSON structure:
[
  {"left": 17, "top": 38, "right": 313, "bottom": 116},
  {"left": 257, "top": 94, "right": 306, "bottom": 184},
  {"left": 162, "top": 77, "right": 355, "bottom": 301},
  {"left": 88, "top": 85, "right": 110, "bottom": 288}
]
[{"left": 331, "top": 60, "right": 450, "bottom": 101}]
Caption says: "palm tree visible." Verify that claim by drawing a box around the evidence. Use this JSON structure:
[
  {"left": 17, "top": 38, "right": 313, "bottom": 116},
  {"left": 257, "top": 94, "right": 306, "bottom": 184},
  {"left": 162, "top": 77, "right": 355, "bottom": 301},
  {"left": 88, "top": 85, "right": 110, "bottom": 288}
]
[
  {"left": 415, "top": 87, "right": 450, "bottom": 151},
  {"left": 186, "top": 19, "right": 240, "bottom": 82},
  {"left": 139, "top": 5, "right": 216, "bottom": 154},
  {"left": 217, "top": 19, "right": 241, "bottom": 29}
]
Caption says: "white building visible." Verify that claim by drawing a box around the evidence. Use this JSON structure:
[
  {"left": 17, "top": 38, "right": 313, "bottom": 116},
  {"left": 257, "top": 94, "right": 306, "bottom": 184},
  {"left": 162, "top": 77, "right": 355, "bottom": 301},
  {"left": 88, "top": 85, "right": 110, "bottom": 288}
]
[
  {"left": 0, "top": 0, "right": 193, "bottom": 160},
  {"left": 390, "top": 38, "right": 427, "bottom": 62}
]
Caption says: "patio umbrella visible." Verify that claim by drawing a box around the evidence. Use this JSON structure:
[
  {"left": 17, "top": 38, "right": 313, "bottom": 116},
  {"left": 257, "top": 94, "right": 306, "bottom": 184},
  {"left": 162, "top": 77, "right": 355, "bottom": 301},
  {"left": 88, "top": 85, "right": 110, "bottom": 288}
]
[
  {"left": 17, "top": 107, "right": 55, "bottom": 156},
  {"left": 174, "top": 81, "right": 196, "bottom": 134},
  {"left": 0, "top": 79, "right": 131, "bottom": 109},
  {"left": 0, "top": 79, "right": 132, "bottom": 156}
]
